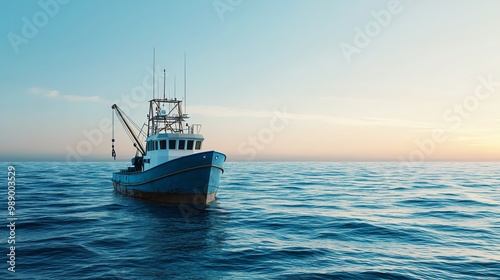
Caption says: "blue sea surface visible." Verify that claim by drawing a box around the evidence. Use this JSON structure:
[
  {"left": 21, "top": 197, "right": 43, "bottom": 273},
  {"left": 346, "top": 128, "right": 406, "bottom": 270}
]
[{"left": 1, "top": 162, "right": 499, "bottom": 279}]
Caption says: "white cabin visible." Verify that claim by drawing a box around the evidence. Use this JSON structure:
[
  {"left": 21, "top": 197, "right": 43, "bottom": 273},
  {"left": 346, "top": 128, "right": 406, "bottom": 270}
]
[{"left": 142, "top": 133, "right": 204, "bottom": 171}]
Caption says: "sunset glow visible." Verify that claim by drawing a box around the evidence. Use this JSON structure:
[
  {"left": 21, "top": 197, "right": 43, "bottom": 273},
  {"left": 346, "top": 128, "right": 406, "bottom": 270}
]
[{"left": 2, "top": 0, "right": 500, "bottom": 161}]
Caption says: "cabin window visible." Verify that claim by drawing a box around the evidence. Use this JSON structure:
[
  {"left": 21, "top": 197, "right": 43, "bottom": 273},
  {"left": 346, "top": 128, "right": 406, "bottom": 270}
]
[
  {"left": 178, "top": 140, "right": 185, "bottom": 150},
  {"left": 169, "top": 140, "right": 176, "bottom": 150},
  {"left": 153, "top": 141, "right": 157, "bottom": 150},
  {"left": 187, "top": 140, "right": 194, "bottom": 150},
  {"left": 195, "top": 141, "right": 201, "bottom": 150},
  {"left": 160, "top": 140, "right": 167, "bottom": 150},
  {"left": 147, "top": 141, "right": 152, "bottom": 151}
]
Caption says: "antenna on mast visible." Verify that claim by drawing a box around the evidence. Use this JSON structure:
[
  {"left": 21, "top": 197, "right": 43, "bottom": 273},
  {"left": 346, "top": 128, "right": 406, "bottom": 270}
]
[
  {"left": 163, "top": 69, "right": 166, "bottom": 100},
  {"left": 171, "top": 76, "right": 176, "bottom": 113},
  {"left": 152, "top": 48, "right": 156, "bottom": 100},
  {"left": 184, "top": 52, "right": 187, "bottom": 114}
]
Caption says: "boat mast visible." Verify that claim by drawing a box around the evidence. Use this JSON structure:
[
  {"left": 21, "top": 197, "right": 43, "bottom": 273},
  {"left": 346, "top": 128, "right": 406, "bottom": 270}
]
[
  {"left": 184, "top": 52, "right": 187, "bottom": 114},
  {"left": 150, "top": 48, "right": 156, "bottom": 137},
  {"left": 144, "top": 52, "right": 189, "bottom": 136},
  {"left": 163, "top": 69, "right": 166, "bottom": 100},
  {"left": 153, "top": 48, "right": 156, "bottom": 100}
]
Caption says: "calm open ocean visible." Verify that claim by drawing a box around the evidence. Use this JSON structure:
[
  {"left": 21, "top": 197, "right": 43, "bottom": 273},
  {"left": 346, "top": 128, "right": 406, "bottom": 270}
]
[{"left": 1, "top": 162, "right": 499, "bottom": 279}]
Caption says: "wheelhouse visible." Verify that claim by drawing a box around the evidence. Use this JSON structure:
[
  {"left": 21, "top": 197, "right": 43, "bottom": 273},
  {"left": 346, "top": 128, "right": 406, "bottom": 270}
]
[{"left": 143, "top": 133, "right": 204, "bottom": 170}]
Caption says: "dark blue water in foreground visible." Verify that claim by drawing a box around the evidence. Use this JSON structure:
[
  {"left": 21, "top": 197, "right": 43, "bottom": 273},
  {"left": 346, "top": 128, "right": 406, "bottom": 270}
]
[{"left": 1, "top": 162, "right": 499, "bottom": 279}]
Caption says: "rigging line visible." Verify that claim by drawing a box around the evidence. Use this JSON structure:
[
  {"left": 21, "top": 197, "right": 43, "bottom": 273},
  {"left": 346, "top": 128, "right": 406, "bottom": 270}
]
[
  {"left": 112, "top": 110, "right": 114, "bottom": 140},
  {"left": 118, "top": 115, "right": 135, "bottom": 141},
  {"left": 123, "top": 112, "right": 146, "bottom": 138},
  {"left": 115, "top": 109, "right": 135, "bottom": 142},
  {"left": 117, "top": 107, "right": 147, "bottom": 139},
  {"left": 111, "top": 110, "right": 116, "bottom": 160},
  {"left": 117, "top": 116, "right": 136, "bottom": 148},
  {"left": 113, "top": 104, "right": 146, "bottom": 155}
]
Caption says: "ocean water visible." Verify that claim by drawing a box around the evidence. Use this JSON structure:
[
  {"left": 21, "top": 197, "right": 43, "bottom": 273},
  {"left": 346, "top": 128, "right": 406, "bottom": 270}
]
[{"left": 1, "top": 162, "right": 499, "bottom": 279}]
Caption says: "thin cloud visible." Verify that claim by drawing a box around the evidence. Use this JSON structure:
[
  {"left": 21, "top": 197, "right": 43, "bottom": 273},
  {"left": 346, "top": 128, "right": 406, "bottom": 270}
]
[
  {"left": 47, "top": 90, "right": 59, "bottom": 97},
  {"left": 189, "top": 105, "right": 439, "bottom": 128},
  {"left": 189, "top": 105, "right": 274, "bottom": 118},
  {"left": 363, "top": 117, "right": 438, "bottom": 129},
  {"left": 28, "top": 87, "right": 99, "bottom": 102},
  {"left": 29, "top": 87, "right": 57, "bottom": 96}
]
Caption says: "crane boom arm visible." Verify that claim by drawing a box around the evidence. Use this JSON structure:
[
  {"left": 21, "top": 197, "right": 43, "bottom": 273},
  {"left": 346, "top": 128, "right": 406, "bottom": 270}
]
[{"left": 111, "top": 104, "right": 146, "bottom": 155}]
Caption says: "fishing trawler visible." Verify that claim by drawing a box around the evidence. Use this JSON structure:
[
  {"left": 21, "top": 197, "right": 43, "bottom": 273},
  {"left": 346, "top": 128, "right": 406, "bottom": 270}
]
[{"left": 111, "top": 62, "right": 226, "bottom": 205}]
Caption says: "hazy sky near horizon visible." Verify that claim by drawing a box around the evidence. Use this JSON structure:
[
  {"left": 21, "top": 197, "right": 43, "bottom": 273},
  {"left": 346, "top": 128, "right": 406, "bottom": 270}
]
[{"left": 2, "top": 0, "right": 500, "bottom": 162}]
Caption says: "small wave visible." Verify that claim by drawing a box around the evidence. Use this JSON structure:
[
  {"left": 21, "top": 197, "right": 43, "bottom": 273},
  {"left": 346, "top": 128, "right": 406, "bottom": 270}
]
[
  {"left": 274, "top": 271, "right": 419, "bottom": 280},
  {"left": 10, "top": 162, "right": 500, "bottom": 279},
  {"left": 396, "top": 196, "right": 494, "bottom": 208}
]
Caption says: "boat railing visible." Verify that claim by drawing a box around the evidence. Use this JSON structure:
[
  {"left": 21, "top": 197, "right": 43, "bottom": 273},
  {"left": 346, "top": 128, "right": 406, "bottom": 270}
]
[{"left": 188, "top": 124, "right": 202, "bottom": 134}]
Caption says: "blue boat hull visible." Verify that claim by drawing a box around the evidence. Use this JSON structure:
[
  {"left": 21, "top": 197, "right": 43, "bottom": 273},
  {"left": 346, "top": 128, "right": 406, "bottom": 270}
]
[{"left": 112, "top": 151, "right": 226, "bottom": 204}]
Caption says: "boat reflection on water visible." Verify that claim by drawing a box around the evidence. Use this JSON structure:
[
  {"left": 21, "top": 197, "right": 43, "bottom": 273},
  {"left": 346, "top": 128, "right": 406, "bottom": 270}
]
[{"left": 112, "top": 193, "right": 230, "bottom": 278}]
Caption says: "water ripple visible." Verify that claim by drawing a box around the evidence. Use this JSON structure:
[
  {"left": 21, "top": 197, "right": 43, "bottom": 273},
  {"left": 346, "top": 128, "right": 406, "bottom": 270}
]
[{"left": 0, "top": 162, "right": 498, "bottom": 279}]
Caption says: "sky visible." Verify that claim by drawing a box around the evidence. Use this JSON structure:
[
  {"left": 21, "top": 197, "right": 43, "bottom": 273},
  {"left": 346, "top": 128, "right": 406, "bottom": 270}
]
[{"left": 2, "top": 0, "right": 500, "bottom": 162}]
